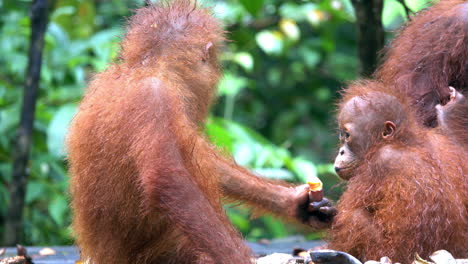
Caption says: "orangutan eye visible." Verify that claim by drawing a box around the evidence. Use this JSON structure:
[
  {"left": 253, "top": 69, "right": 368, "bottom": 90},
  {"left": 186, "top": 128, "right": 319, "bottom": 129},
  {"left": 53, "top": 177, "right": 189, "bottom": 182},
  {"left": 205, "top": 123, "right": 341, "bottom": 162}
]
[
  {"left": 345, "top": 132, "right": 350, "bottom": 139},
  {"left": 339, "top": 131, "right": 350, "bottom": 142},
  {"left": 340, "top": 131, "right": 349, "bottom": 137},
  {"left": 339, "top": 131, "right": 349, "bottom": 141}
]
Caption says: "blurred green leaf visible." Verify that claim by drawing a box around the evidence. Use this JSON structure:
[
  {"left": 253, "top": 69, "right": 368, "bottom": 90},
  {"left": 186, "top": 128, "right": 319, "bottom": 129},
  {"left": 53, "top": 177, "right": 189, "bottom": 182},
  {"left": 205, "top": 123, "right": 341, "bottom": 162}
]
[
  {"left": 299, "top": 46, "right": 321, "bottom": 68},
  {"left": 253, "top": 168, "right": 294, "bottom": 181},
  {"left": 48, "top": 22, "right": 70, "bottom": 47},
  {"left": 317, "top": 164, "right": 336, "bottom": 175},
  {"left": 262, "top": 216, "right": 287, "bottom": 238},
  {"left": 279, "top": 3, "right": 307, "bottom": 21},
  {"left": 51, "top": 6, "right": 76, "bottom": 19},
  {"left": 49, "top": 196, "right": 68, "bottom": 226},
  {"left": 238, "top": 0, "right": 264, "bottom": 17},
  {"left": 291, "top": 158, "right": 318, "bottom": 183},
  {"left": 226, "top": 207, "right": 250, "bottom": 233},
  {"left": 233, "top": 52, "right": 254, "bottom": 72},
  {"left": 0, "top": 106, "right": 20, "bottom": 134},
  {"left": 219, "top": 72, "right": 248, "bottom": 96},
  {"left": 406, "top": 0, "right": 431, "bottom": 10},
  {"left": 279, "top": 19, "right": 300, "bottom": 41},
  {"left": 53, "top": 0, "right": 96, "bottom": 39},
  {"left": 232, "top": 142, "right": 260, "bottom": 166},
  {"left": 26, "top": 181, "right": 47, "bottom": 204},
  {"left": 256, "top": 30, "right": 284, "bottom": 55},
  {"left": 47, "top": 104, "right": 77, "bottom": 158},
  {"left": 382, "top": 0, "right": 406, "bottom": 29},
  {"left": 383, "top": 0, "right": 428, "bottom": 29}
]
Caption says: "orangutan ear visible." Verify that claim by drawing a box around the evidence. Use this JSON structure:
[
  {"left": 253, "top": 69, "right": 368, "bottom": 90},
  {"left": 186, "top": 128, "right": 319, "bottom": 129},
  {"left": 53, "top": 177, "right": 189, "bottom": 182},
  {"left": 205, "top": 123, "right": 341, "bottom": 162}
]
[{"left": 382, "top": 121, "right": 396, "bottom": 140}]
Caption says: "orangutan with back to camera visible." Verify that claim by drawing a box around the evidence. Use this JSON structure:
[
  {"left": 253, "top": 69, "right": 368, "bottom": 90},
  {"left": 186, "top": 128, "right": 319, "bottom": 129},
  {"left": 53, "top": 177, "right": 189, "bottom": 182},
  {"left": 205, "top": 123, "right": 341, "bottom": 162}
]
[{"left": 67, "top": 1, "right": 334, "bottom": 264}]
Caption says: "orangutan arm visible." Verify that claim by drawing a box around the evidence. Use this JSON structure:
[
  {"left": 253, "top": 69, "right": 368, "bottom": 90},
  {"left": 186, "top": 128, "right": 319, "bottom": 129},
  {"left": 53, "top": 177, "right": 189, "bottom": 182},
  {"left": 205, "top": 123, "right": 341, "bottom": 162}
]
[{"left": 191, "top": 140, "right": 334, "bottom": 228}]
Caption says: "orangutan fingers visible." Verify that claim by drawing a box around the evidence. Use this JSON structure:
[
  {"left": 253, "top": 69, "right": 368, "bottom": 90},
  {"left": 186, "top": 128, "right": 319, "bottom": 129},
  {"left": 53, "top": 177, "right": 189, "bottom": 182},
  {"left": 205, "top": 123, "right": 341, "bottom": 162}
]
[{"left": 319, "top": 206, "right": 337, "bottom": 217}]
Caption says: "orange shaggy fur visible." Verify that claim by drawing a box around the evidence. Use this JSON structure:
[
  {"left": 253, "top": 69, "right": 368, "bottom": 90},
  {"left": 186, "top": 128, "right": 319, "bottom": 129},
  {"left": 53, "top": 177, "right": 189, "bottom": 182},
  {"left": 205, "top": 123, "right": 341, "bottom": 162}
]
[
  {"left": 67, "top": 1, "right": 330, "bottom": 263},
  {"left": 375, "top": 0, "right": 468, "bottom": 128},
  {"left": 328, "top": 81, "right": 467, "bottom": 263}
]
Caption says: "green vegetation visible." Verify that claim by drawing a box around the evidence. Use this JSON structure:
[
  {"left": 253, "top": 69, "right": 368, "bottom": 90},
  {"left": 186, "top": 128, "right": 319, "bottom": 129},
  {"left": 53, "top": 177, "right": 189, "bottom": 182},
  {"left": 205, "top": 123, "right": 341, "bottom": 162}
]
[{"left": 0, "top": 0, "right": 426, "bottom": 245}]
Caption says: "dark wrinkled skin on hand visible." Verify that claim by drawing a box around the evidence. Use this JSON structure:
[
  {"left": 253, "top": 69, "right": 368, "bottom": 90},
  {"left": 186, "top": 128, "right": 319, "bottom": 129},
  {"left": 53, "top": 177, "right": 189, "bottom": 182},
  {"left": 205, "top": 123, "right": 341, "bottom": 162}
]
[{"left": 293, "top": 185, "right": 337, "bottom": 227}]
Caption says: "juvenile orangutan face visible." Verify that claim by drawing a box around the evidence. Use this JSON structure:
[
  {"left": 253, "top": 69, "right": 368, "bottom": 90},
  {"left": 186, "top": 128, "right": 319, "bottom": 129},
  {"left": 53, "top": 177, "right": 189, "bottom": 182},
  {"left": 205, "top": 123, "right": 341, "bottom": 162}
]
[{"left": 334, "top": 96, "right": 396, "bottom": 180}]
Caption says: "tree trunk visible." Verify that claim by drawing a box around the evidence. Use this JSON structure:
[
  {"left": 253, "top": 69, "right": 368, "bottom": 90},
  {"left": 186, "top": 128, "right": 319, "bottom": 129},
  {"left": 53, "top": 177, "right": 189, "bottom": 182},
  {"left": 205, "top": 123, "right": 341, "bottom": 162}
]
[
  {"left": 3, "top": 0, "right": 50, "bottom": 246},
  {"left": 352, "top": 0, "right": 385, "bottom": 77}
]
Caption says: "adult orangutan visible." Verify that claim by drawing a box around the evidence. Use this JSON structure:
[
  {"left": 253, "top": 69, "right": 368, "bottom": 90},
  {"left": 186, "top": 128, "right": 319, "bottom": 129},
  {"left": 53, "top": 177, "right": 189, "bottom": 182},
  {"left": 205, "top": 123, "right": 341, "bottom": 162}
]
[
  {"left": 375, "top": 0, "right": 468, "bottom": 128},
  {"left": 329, "top": 81, "right": 467, "bottom": 263},
  {"left": 67, "top": 1, "right": 333, "bottom": 263}
]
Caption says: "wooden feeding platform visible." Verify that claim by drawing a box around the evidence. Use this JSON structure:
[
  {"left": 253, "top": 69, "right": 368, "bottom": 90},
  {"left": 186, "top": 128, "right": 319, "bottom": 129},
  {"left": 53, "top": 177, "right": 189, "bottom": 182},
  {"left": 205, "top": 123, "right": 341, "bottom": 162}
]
[{"left": 1, "top": 239, "right": 324, "bottom": 263}]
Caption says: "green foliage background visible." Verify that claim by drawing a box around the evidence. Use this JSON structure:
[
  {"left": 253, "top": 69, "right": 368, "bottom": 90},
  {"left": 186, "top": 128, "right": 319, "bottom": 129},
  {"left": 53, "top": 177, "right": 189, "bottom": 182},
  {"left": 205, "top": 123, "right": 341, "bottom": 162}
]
[{"left": 0, "top": 0, "right": 427, "bottom": 245}]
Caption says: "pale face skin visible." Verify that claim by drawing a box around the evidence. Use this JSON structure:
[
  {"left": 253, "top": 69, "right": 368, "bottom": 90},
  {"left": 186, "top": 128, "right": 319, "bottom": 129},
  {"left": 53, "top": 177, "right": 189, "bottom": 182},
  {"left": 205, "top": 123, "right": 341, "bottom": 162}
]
[
  {"left": 334, "top": 96, "right": 396, "bottom": 180},
  {"left": 334, "top": 123, "right": 357, "bottom": 180},
  {"left": 436, "top": 86, "right": 466, "bottom": 127}
]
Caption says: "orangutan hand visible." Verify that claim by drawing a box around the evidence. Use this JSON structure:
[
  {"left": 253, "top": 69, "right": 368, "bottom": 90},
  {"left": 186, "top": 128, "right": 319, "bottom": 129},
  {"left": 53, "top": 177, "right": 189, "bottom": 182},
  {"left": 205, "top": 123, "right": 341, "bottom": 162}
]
[{"left": 291, "top": 184, "right": 337, "bottom": 228}]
